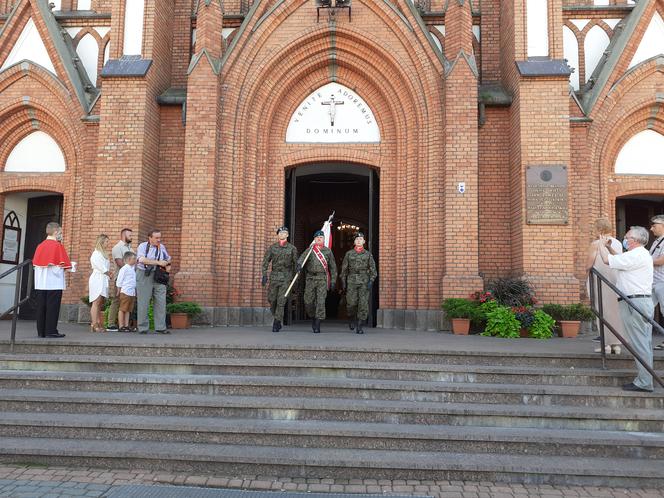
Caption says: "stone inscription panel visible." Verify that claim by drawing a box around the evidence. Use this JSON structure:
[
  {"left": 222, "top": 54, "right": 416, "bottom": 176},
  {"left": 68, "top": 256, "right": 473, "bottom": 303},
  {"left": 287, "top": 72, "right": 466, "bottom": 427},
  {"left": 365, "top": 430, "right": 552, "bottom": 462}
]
[{"left": 526, "top": 165, "right": 568, "bottom": 225}]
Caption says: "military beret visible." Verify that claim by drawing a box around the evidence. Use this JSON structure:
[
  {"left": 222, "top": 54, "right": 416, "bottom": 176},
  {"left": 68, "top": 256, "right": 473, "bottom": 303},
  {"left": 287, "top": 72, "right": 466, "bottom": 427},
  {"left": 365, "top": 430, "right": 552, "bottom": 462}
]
[
  {"left": 313, "top": 230, "right": 325, "bottom": 237},
  {"left": 276, "top": 226, "right": 289, "bottom": 234},
  {"left": 354, "top": 232, "right": 365, "bottom": 240}
]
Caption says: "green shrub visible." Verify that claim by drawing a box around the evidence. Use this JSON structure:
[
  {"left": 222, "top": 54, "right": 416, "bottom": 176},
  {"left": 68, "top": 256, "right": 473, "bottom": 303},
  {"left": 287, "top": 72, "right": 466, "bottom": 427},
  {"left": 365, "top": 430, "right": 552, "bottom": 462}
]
[
  {"left": 542, "top": 303, "right": 594, "bottom": 322},
  {"left": 481, "top": 304, "right": 521, "bottom": 338},
  {"left": 529, "top": 310, "right": 555, "bottom": 339},
  {"left": 442, "top": 298, "right": 477, "bottom": 319},
  {"left": 166, "top": 301, "right": 202, "bottom": 316}
]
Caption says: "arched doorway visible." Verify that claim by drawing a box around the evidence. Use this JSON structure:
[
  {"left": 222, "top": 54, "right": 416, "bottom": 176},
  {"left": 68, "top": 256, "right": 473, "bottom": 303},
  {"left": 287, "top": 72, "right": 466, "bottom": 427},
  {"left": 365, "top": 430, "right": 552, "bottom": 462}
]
[
  {"left": 0, "top": 192, "right": 63, "bottom": 319},
  {"left": 285, "top": 163, "right": 379, "bottom": 325}
]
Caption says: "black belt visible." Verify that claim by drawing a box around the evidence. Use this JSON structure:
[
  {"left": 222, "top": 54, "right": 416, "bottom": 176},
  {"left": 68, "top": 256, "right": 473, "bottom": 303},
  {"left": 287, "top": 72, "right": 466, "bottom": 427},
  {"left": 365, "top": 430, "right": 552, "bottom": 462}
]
[{"left": 617, "top": 294, "right": 651, "bottom": 302}]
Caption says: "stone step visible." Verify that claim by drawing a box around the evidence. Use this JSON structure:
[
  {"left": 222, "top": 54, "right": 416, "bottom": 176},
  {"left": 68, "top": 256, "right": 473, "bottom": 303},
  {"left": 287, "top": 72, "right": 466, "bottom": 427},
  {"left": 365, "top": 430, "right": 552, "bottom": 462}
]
[
  {"left": 0, "top": 370, "right": 662, "bottom": 409},
  {"left": 1, "top": 390, "right": 662, "bottom": 431},
  {"left": 0, "top": 412, "right": 662, "bottom": 459},
  {"left": 0, "top": 437, "right": 662, "bottom": 487},
  {"left": 2, "top": 342, "right": 663, "bottom": 369},
  {"left": 0, "top": 355, "right": 653, "bottom": 387}
]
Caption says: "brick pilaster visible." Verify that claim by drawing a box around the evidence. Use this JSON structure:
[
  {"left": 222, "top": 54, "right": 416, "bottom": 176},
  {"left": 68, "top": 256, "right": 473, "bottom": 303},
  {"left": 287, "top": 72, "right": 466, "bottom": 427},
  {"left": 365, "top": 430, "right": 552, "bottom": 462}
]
[
  {"left": 442, "top": 0, "right": 483, "bottom": 298},
  {"left": 172, "top": 0, "right": 223, "bottom": 305}
]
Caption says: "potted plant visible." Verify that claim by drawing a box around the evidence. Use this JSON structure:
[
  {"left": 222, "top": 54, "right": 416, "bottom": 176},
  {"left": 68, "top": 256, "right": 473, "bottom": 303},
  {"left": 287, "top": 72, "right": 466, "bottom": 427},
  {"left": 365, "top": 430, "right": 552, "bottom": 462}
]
[
  {"left": 441, "top": 298, "right": 480, "bottom": 335},
  {"left": 480, "top": 300, "right": 521, "bottom": 338},
  {"left": 529, "top": 310, "right": 556, "bottom": 339},
  {"left": 487, "top": 277, "right": 537, "bottom": 307},
  {"left": 512, "top": 306, "right": 535, "bottom": 337},
  {"left": 166, "top": 301, "right": 201, "bottom": 329},
  {"left": 542, "top": 303, "right": 594, "bottom": 338}
]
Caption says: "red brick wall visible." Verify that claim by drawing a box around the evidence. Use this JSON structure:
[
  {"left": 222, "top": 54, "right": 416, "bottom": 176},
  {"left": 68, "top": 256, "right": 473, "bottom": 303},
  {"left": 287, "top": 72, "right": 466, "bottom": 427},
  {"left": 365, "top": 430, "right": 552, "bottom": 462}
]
[
  {"left": 2, "top": 0, "right": 662, "bottom": 315},
  {"left": 478, "top": 107, "right": 512, "bottom": 281}
]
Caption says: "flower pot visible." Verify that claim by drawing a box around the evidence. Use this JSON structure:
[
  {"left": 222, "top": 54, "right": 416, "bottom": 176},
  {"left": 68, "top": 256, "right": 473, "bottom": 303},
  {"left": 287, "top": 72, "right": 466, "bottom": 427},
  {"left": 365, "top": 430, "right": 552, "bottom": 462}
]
[
  {"left": 451, "top": 318, "right": 470, "bottom": 335},
  {"left": 519, "top": 328, "right": 530, "bottom": 338},
  {"left": 559, "top": 320, "right": 580, "bottom": 338},
  {"left": 169, "top": 313, "right": 191, "bottom": 329}
]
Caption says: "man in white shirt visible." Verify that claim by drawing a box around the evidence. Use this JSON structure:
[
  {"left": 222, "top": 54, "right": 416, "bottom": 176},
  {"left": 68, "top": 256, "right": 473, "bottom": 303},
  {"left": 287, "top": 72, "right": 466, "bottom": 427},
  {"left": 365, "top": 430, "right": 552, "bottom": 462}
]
[
  {"left": 648, "top": 215, "right": 664, "bottom": 351},
  {"left": 598, "top": 226, "right": 655, "bottom": 392}
]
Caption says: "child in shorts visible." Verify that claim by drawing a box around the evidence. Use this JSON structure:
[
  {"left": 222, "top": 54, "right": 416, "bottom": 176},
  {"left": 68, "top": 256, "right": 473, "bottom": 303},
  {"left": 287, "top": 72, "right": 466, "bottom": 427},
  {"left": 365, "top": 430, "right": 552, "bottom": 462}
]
[{"left": 115, "top": 251, "right": 137, "bottom": 332}]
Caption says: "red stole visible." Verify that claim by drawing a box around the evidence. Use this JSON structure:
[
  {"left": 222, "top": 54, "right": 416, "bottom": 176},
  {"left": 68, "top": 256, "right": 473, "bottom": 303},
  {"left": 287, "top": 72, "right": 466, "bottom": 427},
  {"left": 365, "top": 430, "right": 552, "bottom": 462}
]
[
  {"left": 312, "top": 244, "right": 330, "bottom": 289},
  {"left": 33, "top": 239, "right": 72, "bottom": 269}
]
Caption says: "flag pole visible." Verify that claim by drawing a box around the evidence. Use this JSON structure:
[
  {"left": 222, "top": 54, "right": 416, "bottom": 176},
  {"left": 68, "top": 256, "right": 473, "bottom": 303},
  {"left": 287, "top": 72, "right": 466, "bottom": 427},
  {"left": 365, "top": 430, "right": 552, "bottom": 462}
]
[{"left": 284, "top": 211, "right": 334, "bottom": 299}]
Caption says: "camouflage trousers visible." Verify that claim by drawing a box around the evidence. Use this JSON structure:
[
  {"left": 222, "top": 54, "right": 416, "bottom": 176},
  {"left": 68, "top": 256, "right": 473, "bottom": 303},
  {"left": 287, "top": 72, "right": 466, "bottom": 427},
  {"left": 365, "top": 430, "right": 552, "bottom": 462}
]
[
  {"left": 346, "top": 281, "right": 370, "bottom": 320},
  {"left": 267, "top": 278, "right": 291, "bottom": 323},
  {"left": 304, "top": 274, "right": 328, "bottom": 320}
]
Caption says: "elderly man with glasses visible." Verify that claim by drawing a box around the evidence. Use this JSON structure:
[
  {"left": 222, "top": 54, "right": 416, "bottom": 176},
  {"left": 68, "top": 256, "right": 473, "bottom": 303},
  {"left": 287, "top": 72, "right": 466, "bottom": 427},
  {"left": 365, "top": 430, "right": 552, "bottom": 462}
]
[
  {"left": 649, "top": 215, "right": 664, "bottom": 351},
  {"left": 598, "top": 226, "right": 654, "bottom": 392}
]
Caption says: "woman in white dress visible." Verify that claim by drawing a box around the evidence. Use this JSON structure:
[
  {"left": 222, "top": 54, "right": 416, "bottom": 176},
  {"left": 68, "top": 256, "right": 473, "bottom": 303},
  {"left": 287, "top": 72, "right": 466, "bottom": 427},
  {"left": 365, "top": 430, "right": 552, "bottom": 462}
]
[
  {"left": 89, "top": 234, "right": 112, "bottom": 332},
  {"left": 586, "top": 217, "right": 624, "bottom": 354}
]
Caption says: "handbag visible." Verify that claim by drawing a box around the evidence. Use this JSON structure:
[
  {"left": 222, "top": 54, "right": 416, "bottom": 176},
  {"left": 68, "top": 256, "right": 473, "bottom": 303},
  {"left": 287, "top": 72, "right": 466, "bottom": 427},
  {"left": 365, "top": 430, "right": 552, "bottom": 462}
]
[{"left": 146, "top": 242, "right": 170, "bottom": 285}]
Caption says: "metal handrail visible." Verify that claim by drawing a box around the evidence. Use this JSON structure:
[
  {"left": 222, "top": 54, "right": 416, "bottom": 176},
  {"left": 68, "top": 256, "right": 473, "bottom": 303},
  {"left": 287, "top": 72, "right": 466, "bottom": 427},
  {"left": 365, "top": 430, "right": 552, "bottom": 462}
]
[
  {"left": 588, "top": 267, "right": 664, "bottom": 388},
  {"left": 0, "top": 259, "right": 33, "bottom": 352}
]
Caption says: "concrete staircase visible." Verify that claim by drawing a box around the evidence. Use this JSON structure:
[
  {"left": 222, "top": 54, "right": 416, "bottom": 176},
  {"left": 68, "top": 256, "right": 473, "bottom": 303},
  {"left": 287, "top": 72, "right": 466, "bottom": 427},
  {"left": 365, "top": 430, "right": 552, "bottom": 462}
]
[{"left": 0, "top": 341, "right": 662, "bottom": 487}]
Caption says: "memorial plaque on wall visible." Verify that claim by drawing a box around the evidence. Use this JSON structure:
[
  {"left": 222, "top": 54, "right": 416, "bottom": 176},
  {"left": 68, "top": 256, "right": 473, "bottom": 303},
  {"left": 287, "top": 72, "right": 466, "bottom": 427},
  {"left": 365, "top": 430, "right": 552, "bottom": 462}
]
[{"left": 526, "top": 165, "right": 568, "bottom": 224}]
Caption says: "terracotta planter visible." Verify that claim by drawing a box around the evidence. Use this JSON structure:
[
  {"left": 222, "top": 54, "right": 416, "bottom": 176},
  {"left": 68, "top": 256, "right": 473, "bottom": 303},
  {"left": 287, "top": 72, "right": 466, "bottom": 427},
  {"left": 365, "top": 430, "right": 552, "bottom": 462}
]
[
  {"left": 169, "top": 313, "right": 191, "bottom": 329},
  {"left": 559, "top": 320, "right": 580, "bottom": 338},
  {"left": 519, "top": 328, "right": 530, "bottom": 338},
  {"left": 451, "top": 318, "right": 471, "bottom": 335}
]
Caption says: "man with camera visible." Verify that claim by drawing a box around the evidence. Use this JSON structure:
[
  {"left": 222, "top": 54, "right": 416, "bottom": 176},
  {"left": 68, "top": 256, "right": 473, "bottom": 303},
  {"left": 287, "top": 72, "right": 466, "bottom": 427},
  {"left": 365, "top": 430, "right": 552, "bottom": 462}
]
[{"left": 136, "top": 229, "right": 171, "bottom": 335}]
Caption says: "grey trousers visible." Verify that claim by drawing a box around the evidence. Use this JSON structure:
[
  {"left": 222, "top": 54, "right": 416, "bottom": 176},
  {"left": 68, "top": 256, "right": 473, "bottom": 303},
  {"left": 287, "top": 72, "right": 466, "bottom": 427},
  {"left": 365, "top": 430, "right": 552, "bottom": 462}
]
[
  {"left": 619, "top": 298, "right": 655, "bottom": 390},
  {"left": 137, "top": 269, "right": 167, "bottom": 332}
]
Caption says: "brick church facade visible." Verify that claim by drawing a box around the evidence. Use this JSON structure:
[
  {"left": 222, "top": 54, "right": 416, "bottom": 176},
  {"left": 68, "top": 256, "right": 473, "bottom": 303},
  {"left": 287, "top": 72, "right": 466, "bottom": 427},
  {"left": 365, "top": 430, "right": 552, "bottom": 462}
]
[{"left": 0, "top": 0, "right": 662, "bottom": 328}]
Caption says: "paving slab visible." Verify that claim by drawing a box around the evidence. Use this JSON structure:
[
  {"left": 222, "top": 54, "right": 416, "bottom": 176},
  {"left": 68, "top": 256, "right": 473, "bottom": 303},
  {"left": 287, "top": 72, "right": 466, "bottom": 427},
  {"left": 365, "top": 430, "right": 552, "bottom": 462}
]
[{"left": 0, "top": 320, "right": 641, "bottom": 356}]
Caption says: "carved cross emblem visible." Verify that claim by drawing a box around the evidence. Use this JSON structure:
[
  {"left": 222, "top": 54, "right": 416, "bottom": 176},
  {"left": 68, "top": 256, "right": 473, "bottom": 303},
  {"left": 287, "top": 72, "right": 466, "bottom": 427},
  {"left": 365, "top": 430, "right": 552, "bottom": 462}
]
[{"left": 321, "top": 95, "right": 344, "bottom": 126}]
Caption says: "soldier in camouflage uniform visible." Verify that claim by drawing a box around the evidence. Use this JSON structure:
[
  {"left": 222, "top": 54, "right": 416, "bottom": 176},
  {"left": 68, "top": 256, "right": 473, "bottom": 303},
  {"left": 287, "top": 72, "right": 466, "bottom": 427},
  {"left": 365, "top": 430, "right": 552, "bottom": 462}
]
[
  {"left": 341, "top": 232, "right": 377, "bottom": 334},
  {"left": 262, "top": 226, "right": 298, "bottom": 332},
  {"left": 297, "top": 230, "right": 337, "bottom": 333}
]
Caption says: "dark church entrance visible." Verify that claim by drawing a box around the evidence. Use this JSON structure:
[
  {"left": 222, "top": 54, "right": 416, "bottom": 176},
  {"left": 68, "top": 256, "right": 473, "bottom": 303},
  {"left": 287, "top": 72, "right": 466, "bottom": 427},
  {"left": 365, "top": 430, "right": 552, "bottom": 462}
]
[
  {"left": 285, "top": 164, "right": 379, "bottom": 326},
  {"left": 615, "top": 195, "right": 664, "bottom": 245},
  {"left": 19, "top": 195, "right": 63, "bottom": 320}
]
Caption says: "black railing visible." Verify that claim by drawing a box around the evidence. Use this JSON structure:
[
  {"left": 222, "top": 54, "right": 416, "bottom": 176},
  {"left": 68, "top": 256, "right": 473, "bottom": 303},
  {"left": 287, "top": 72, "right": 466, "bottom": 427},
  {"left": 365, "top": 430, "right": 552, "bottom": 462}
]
[
  {"left": 588, "top": 267, "right": 664, "bottom": 388},
  {"left": 0, "top": 260, "right": 33, "bottom": 352}
]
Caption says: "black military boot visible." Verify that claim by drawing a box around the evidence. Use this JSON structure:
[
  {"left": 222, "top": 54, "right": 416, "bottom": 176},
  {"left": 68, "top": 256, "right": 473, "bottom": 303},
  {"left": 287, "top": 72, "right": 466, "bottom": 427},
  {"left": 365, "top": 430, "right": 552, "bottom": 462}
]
[
  {"left": 313, "top": 318, "right": 321, "bottom": 333},
  {"left": 312, "top": 318, "right": 317, "bottom": 333},
  {"left": 348, "top": 319, "right": 355, "bottom": 331},
  {"left": 356, "top": 320, "right": 364, "bottom": 334},
  {"left": 272, "top": 320, "right": 281, "bottom": 333}
]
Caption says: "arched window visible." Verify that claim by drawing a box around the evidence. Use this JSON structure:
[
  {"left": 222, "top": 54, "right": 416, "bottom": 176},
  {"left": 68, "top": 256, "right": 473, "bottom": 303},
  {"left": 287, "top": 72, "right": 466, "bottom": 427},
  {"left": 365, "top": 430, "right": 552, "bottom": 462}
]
[
  {"left": 584, "top": 25, "right": 610, "bottom": 83},
  {"left": 76, "top": 33, "right": 99, "bottom": 86},
  {"left": 615, "top": 130, "right": 664, "bottom": 175},
  {"left": 5, "top": 131, "right": 66, "bottom": 173},
  {"left": 123, "top": 0, "right": 145, "bottom": 56},
  {"left": 1, "top": 211, "right": 21, "bottom": 264},
  {"left": 563, "top": 26, "right": 579, "bottom": 90}
]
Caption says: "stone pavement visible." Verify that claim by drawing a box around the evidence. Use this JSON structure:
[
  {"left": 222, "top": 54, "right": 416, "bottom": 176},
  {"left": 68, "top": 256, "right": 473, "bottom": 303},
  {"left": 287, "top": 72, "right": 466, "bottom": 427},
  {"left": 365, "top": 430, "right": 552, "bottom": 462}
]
[
  {"left": 4, "top": 319, "right": 658, "bottom": 357},
  {"left": 0, "top": 465, "right": 662, "bottom": 498}
]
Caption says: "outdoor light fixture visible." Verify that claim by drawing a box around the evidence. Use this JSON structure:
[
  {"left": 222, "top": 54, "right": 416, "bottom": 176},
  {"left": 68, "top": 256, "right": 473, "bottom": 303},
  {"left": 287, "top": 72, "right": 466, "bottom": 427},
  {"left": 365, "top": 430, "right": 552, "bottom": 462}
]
[{"left": 315, "top": 0, "right": 352, "bottom": 23}]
